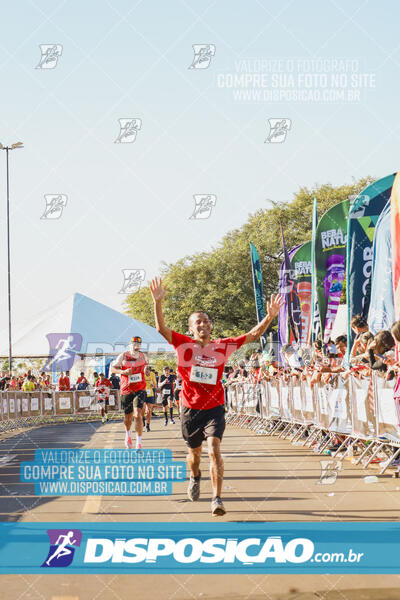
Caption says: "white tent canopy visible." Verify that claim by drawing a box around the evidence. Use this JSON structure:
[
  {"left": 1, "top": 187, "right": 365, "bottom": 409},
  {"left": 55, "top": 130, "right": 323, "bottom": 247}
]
[{"left": 0, "top": 293, "right": 173, "bottom": 357}]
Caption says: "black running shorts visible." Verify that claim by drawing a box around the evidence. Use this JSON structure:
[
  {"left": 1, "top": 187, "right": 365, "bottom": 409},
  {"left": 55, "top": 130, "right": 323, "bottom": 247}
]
[
  {"left": 162, "top": 394, "right": 173, "bottom": 407},
  {"left": 121, "top": 390, "right": 146, "bottom": 414},
  {"left": 181, "top": 404, "right": 225, "bottom": 448}
]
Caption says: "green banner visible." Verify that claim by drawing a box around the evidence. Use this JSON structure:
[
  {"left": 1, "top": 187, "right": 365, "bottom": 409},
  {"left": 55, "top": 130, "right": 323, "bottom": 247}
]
[
  {"left": 291, "top": 242, "right": 312, "bottom": 347},
  {"left": 315, "top": 199, "right": 350, "bottom": 343}
]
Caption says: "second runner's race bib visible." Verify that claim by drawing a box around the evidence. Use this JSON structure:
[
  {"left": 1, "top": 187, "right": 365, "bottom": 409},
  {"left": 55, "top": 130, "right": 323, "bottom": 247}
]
[
  {"left": 128, "top": 373, "right": 142, "bottom": 384},
  {"left": 190, "top": 366, "right": 218, "bottom": 385}
]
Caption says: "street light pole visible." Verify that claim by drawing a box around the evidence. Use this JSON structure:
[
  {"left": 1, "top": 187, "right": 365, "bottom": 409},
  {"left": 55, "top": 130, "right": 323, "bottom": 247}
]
[{"left": 0, "top": 142, "right": 23, "bottom": 374}]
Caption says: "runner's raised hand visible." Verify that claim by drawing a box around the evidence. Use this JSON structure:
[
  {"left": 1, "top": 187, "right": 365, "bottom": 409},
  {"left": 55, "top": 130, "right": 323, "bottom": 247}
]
[
  {"left": 266, "top": 293, "right": 285, "bottom": 319},
  {"left": 150, "top": 277, "right": 167, "bottom": 302}
]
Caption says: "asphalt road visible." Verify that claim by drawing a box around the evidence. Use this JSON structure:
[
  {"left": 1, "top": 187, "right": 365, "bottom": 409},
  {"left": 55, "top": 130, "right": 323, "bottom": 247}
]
[{"left": 1, "top": 417, "right": 400, "bottom": 598}]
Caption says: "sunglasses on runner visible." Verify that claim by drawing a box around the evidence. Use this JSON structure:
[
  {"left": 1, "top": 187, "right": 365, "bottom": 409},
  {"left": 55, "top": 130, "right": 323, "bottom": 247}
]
[{"left": 131, "top": 337, "right": 142, "bottom": 343}]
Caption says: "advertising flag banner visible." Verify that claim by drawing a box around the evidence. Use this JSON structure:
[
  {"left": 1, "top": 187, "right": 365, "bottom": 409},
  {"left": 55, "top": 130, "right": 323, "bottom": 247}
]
[
  {"left": 280, "top": 227, "right": 302, "bottom": 344},
  {"left": 391, "top": 171, "right": 400, "bottom": 319},
  {"left": 347, "top": 173, "right": 396, "bottom": 346},
  {"left": 310, "top": 198, "right": 319, "bottom": 343},
  {"left": 249, "top": 242, "right": 267, "bottom": 348},
  {"left": 291, "top": 242, "right": 312, "bottom": 347},
  {"left": 368, "top": 200, "right": 394, "bottom": 333},
  {"left": 315, "top": 199, "right": 350, "bottom": 343}
]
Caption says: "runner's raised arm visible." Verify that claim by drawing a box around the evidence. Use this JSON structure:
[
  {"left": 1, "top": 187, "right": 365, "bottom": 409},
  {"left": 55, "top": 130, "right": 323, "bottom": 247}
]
[
  {"left": 150, "top": 277, "right": 172, "bottom": 344},
  {"left": 243, "top": 293, "right": 284, "bottom": 344}
]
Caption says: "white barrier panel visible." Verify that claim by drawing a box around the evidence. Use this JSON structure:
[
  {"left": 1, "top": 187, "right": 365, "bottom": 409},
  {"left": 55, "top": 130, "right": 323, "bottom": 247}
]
[
  {"left": 242, "top": 383, "right": 258, "bottom": 417},
  {"left": 325, "top": 378, "right": 352, "bottom": 435},
  {"left": 259, "top": 382, "right": 268, "bottom": 420},
  {"left": 227, "top": 387, "right": 237, "bottom": 412},
  {"left": 374, "top": 375, "right": 399, "bottom": 442},
  {"left": 42, "top": 392, "right": 54, "bottom": 416},
  {"left": 280, "top": 381, "right": 292, "bottom": 421},
  {"left": 268, "top": 380, "right": 281, "bottom": 418},
  {"left": 291, "top": 379, "right": 305, "bottom": 424},
  {"left": 350, "top": 376, "right": 376, "bottom": 438},
  {"left": 302, "top": 381, "right": 316, "bottom": 424}
]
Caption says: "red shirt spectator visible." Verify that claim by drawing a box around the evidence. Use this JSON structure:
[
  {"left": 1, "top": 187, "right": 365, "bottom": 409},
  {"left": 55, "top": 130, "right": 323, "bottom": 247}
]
[{"left": 58, "top": 372, "right": 70, "bottom": 391}]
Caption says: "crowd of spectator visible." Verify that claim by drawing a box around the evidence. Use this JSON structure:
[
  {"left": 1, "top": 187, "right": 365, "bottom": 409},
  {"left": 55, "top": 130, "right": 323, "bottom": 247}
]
[{"left": 222, "top": 316, "right": 400, "bottom": 394}]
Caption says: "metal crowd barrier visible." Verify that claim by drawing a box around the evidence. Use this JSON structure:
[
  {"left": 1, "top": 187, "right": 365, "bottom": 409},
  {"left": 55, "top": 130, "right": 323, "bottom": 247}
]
[
  {"left": 0, "top": 390, "right": 122, "bottom": 431},
  {"left": 226, "top": 373, "right": 400, "bottom": 474}
]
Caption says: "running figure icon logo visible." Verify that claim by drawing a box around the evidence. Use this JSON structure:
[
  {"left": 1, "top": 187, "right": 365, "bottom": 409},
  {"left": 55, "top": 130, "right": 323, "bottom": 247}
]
[
  {"left": 43, "top": 333, "right": 83, "bottom": 372},
  {"left": 119, "top": 269, "right": 146, "bottom": 294},
  {"left": 265, "top": 118, "right": 292, "bottom": 143},
  {"left": 36, "top": 44, "right": 63, "bottom": 69},
  {"left": 41, "top": 529, "right": 82, "bottom": 567},
  {"left": 189, "top": 44, "right": 216, "bottom": 69},
  {"left": 114, "top": 118, "right": 142, "bottom": 143},
  {"left": 189, "top": 195, "right": 217, "bottom": 220},
  {"left": 41, "top": 194, "right": 68, "bottom": 220}
]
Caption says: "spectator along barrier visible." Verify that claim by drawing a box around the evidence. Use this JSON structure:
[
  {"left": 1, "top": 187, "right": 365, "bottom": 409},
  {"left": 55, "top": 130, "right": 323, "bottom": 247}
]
[
  {"left": 0, "top": 389, "right": 121, "bottom": 431},
  {"left": 226, "top": 374, "right": 400, "bottom": 475}
]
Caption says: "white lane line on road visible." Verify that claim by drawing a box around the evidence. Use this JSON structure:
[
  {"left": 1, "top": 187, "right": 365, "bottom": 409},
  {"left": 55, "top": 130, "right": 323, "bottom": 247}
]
[
  {"left": 82, "top": 423, "right": 116, "bottom": 514},
  {"left": 0, "top": 454, "right": 17, "bottom": 466}
]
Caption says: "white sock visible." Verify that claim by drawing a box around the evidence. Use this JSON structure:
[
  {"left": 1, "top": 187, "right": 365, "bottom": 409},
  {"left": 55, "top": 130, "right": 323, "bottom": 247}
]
[
  {"left": 125, "top": 429, "right": 131, "bottom": 438},
  {"left": 136, "top": 435, "right": 142, "bottom": 444}
]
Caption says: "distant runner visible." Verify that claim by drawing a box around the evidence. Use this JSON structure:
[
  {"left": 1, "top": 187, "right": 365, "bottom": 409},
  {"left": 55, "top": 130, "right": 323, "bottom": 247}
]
[
  {"left": 95, "top": 372, "right": 112, "bottom": 423},
  {"left": 174, "top": 373, "right": 182, "bottom": 416},
  {"left": 159, "top": 366, "right": 176, "bottom": 426},
  {"left": 150, "top": 277, "right": 283, "bottom": 516},
  {"left": 143, "top": 365, "right": 157, "bottom": 432},
  {"left": 111, "top": 336, "right": 147, "bottom": 449}
]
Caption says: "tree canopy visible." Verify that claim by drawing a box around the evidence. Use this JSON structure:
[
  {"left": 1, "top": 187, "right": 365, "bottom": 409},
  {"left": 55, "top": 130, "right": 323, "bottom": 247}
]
[{"left": 125, "top": 176, "right": 374, "bottom": 337}]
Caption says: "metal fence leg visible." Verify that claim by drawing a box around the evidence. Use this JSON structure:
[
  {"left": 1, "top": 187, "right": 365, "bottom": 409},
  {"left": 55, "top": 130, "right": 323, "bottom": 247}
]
[
  {"left": 362, "top": 442, "right": 385, "bottom": 468},
  {"left": 355, "top": 441, "right": 377, "bottom": 465},
  {"left": 379, "top": 446, "right": 400, "bottom": 475}
]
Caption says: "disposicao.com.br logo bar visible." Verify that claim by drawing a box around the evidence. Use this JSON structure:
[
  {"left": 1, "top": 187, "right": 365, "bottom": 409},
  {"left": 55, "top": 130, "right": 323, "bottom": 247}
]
[{"left": 0, "top": 522, "right": 399, "bottom": 574}]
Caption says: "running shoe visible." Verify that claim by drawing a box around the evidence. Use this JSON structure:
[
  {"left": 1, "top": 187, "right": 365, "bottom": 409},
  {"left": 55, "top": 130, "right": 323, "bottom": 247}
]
[
  {"left": 146, "top": 423, "right": 150, "bottom": 432},
  {"left": 164, "top": 420, "right": 168, "bottom": 426},
  {"left": 211, "top": 497, "right": 226, "bottom": 516},
  {"left": 102, "top": 416, "right": 105, "bottom": 424},
  {"left": 170, "top": 418, "right": 175, "bottom": 424},
  {"left": 136, "top": 441, "right": 142, "bottom": 450},
  {"left": 125, "top": 434, "right": 133, "bottom": 449},
  {"left": 187, "top": 470, "right": 201, "bottom": 501},
  {"left": 105, "top": 414, "right": 109, "bottom": 421}
]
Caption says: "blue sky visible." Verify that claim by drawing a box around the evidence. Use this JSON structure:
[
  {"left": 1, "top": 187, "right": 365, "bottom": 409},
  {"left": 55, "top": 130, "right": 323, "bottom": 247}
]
[{"left": 0, "top": 0, "right": 399, "bottom": 337}]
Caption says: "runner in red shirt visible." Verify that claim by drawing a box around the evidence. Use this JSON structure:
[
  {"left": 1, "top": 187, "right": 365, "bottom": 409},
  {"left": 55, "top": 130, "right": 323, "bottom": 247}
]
[
  {"left": 95, "top": 373, "right": 112, "bottom": 423},
  {"left": 111, "top": 336, "right": 147, "bottom": 449},
  {"left": 150, "top": 277, "right": 284, "bottom": 516}
]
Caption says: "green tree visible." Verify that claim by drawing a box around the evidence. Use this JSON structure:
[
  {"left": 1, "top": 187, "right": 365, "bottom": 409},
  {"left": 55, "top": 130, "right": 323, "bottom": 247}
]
[{"left": 125, "top": 176, "right": 374, "bottom": 336}]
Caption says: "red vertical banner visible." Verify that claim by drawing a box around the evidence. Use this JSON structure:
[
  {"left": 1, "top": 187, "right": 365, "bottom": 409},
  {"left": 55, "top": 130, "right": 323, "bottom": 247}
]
[{"left": 391, "top": 171, "right": 400, "bottom": 320}]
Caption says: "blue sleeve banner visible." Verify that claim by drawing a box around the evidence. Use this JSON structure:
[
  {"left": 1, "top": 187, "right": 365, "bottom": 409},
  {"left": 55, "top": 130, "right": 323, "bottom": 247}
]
[
  {"left": 368, "top": 200, "right": 395, "bottom": 333},
  {"left": 2, "top": 521, "right": 400, "bottom": 574},
  {"left": 347, "top": 173, "right": 396, "bottom": 346},
  {"left": 249, "top": 242, "right": 267, "bottom": 348}
]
